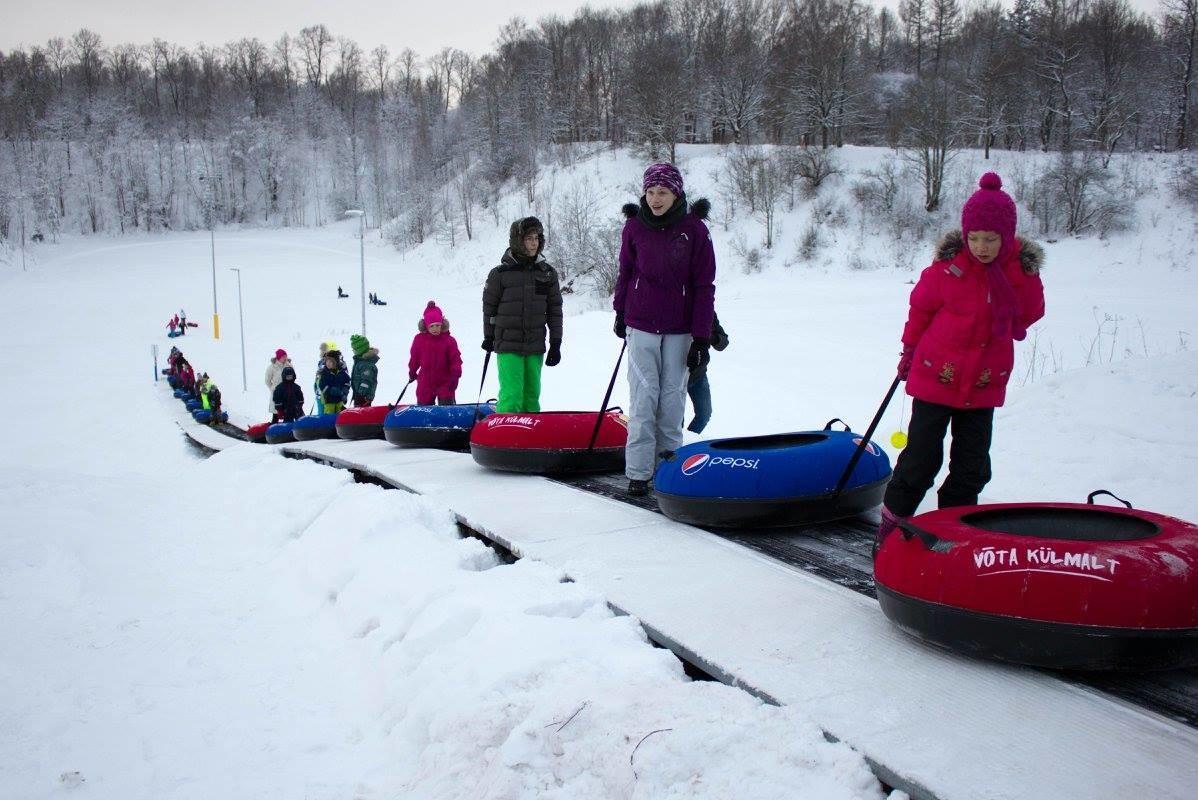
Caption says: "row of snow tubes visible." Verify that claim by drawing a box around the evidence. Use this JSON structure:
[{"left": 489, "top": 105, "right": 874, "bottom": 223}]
[{"left": 232, "top": 398, "right": 1198, "bottom": 672}]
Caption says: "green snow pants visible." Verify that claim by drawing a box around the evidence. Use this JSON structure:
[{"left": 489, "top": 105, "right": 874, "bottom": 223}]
[{"left": 496, "top": 353, "right": 543, "bottom": 413}]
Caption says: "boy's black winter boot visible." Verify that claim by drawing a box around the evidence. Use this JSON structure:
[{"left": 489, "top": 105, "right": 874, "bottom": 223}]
[{"left": 628, "top": 479, "right": 651, "bottom": 497}]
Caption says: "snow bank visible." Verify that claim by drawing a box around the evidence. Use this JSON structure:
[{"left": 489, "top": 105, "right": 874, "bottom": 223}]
[{"left": 0, "top": 443, "right": 886, "bottom": 799}]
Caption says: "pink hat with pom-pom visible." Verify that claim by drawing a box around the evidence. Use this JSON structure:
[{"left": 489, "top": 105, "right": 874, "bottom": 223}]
[
  {"left": 422, "top": 301, "right": 445, "bottom": 326},
  {"left": 962, "top": 172, "right": 1017, "bottom": 260}
]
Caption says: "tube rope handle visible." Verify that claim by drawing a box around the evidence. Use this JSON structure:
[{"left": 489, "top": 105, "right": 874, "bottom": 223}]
[
  {"left": 1087, "top": 490, "right": 1133, "bottom": 509},
  {"left": 833, "top": 375, "right": 902, "bottom": 498},
  {"left": 588, "top": 340, "right": 627, "bottom": 451},
  {"left": 472, "top": 351, "right": 492, "bottom": 423},
  {"left": 823, "top": 418, "right": 852, "bottom": 432}
]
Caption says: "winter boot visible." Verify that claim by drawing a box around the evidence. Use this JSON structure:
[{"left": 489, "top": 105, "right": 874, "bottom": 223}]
[
  {"left": 873, "top": 505, "right": 903, "bottom": 558},
  {"left": 628, "top": 479, "right": 651, "bottom": 497}
]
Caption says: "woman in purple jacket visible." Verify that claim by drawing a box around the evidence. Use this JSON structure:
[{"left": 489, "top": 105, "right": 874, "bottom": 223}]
[{"left": 613, "top": 163, "right": 717, "bottom": 496}]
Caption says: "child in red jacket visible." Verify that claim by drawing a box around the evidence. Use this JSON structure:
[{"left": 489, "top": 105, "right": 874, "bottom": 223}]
[
  {"left": 408, "top": 301, "right": 462, "bottom": 405},
  {"left": 879, "top": 173, "right": 1045, "bottom": 541}
]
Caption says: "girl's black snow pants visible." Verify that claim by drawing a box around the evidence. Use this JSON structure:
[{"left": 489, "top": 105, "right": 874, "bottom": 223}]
[{"left": 882, "top": 398, "right": 995, "bottom": 517}]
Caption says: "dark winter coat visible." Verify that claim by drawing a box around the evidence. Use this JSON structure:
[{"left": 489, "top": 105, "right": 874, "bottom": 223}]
[
  {"left": 273, "top": 377, "right": 305, "bottom": 421},
  {"left": 902, "top": 231, "right": 1045, "bottom": 410},
  {"left": 482, "top": 219, "right": 564, "bottom": 355},
  {"left": 317, "top": 365, "right": 351, "bottom": 405},
  {"left": 614, "top": 197, "right": 716, "bottom": 339},
  {"left": 351, "top": 349, "right": 380, "bottom": 403},
  {"left": 688, "top": 312, "right": 730, "bottom": 381}
]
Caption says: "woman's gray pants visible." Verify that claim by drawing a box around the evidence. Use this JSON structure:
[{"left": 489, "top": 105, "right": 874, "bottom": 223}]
[{"left": 625, "top": 328, "right": 691, "bottom": 481}]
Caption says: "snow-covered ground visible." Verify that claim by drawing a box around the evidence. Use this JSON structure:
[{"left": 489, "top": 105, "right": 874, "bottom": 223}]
[{"left": 2, "top": 144, "right": 1196, "bottom": 797}]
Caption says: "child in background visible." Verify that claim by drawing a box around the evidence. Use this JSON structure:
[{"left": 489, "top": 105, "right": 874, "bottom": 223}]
[
  {"left": 265, "top": 349, "right": 291, "bottom": 418},
  {"left": 686, "top": 313, "right": 730, "bottom": 434},
  {"left": 206, "top": 380, "right": 223, "bottom": 426},
  {"left": 272, "top": 366, "right": 305, "bottom": 422},
  {"left": 317, "top": 351, "right": 351, "bottom": 414},
  {"left": 408, "top": 301, "right": 462, "bottom": 405},
  {"left": 878, "top": 173, "right": 1045, "bottom": 542},
  {"left": 350, "top": 335, "right": 380, "bottom": 407},
  {"left": 313, "top": 341, "right": 345, "bottom": 413}
]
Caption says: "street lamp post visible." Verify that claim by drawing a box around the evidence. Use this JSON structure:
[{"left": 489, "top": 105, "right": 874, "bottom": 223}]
[
  {"left": 199, "top": 174, "right": 220, "bottom": 339},
  {"left": 344, "top": 209, "right": 366, "bottom": 334},
  {"left": 229, "top": 267, "right": 247, "bottom": 393}
]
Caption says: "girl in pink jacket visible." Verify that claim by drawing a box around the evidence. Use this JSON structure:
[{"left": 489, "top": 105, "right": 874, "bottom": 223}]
[
  {"left": 408, "top": 301, "right": 463, "bottom": 405},
  {"left": 879, "top": 173, "right": 1045, "bottom": 541}
]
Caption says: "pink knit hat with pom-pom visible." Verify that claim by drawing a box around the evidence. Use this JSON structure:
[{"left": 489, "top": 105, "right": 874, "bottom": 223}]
[
  {"left": 422, "top": 301, "right": 445, "bottom": 326},
  {"left": 962, "top": 172, "right": 1021, "bottom": 339},
  {"left": 961, "top": 172, "right": 1017, "bottom": 261}
]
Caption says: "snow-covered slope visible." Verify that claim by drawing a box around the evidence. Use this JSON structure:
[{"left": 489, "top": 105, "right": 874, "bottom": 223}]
[{"left": 2, "top": 144, "right": 1196, "bottom": 798}]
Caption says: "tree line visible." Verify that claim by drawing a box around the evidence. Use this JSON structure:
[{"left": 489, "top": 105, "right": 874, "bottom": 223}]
[{"left": 0, "top": 0, "right": 1195, "bottom": 244}]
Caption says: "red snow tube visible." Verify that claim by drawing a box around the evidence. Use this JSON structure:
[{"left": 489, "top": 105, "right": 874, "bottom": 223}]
[
  {"left": 247, "top": 422, "right": 271, "bottom": 443},
  {"left": 874, "top": 491, "right": 1198, "bottom": 671},
  {"left": 470, "top": 410, "right": 628, "bottom": 474},
  {"left": 335, "top": 405, "right": 398, "bottom": 440}
]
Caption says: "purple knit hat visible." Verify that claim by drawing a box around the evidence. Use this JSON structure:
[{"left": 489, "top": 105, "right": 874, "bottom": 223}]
[
  {"left": 643, "top": 163, "right": 684, "bottom": 197},
  {"left": 961, "top": 173, "right": 1020, "bottom": 339},
  {"left": 961, "top": 173, "right": 1017, "bottom": 263}
]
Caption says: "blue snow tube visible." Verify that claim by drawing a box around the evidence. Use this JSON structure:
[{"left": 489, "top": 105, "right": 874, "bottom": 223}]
[
  {"left": 291, "top": 413, "right": 340, "bottom": 441},
  {"left": 192, "top": 409, "right": 228, "bottom": 424},
  {"left": 654, "top": 420, "right": 892, "bottom": 528},
  {"left": 383, "top": 403, "right": 496, "bottom": 449},
  {"left": 167, "top": 376, "right": 180, "bottom": 388},
  {"left": 185, "top": 398, "right": 203, "bottom": 411},
  {"left": 265, "top": 421, "right": 297, "bottom": 444},
  {"left": 173, "top": 388, "right": 187, "bottom": 398}
]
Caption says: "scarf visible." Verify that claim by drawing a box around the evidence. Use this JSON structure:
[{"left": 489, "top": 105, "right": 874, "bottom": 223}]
[{"left": 637, "top": 195, "right": 688, "bottom": 230}]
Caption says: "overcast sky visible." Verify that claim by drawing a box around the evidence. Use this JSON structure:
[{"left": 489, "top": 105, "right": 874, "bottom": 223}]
[
  {"left": 1, "top": 0, "right": 642, "bottom": 57},
  {"left": 1, "top": 0, "right": 1169, "bottom": 57}
]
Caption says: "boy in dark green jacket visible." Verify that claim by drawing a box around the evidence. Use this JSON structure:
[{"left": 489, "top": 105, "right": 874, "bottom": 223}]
[
  {"left": 481, "top": 217, "right": 564, "bottom": 413},
  {"left": 350, "top": 334, "right": 380, "bottom": 407}
]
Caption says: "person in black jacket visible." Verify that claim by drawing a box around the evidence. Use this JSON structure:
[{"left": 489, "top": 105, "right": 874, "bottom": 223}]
[
  {"left": 272, "top": 366, "right": 305, "bottom": 422},
  {"left": 687, "top": 313, "right": 729, "bottom": 434},
  {"left": 481, "top": 217, "right": 564, "bottom": 413}
]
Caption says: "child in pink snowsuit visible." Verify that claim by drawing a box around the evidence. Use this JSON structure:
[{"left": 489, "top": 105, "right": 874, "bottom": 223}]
[{"left": 408, "top": 301, "right": 463, "bottom": 405}]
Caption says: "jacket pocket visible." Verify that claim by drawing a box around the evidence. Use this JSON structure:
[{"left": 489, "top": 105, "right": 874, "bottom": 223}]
[{"left": 534, "top": 277, "right": 552, "bottom": 296}]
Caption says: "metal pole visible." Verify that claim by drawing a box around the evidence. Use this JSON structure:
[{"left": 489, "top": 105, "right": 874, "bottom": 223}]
[
  {"left": 231, "top": 268, "right": 247, "bottom": 392},
  {"left": 359, "top": 212, "right": 366, "bottom": 335},
  {"left": 211, "top": 225, "right": 220, "bottom": 339}
]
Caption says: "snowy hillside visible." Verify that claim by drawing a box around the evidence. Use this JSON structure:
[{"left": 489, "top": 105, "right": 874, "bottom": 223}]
[{"left": 2, "top": 143, "right": 1196, "bottom": 798}]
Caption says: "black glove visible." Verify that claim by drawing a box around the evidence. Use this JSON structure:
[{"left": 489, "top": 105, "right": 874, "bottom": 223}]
[
  {"left": 481, "top": 337, "right": 493, "bottom": 352},
  {"left": 545, "top": 342, "right": 561, "bottom": 367},
  {"left": 613, "top": 312, "right": 626, "bottom": 339},
  {"left": 686, "top": 337, "right": 711, "bottom": 370}
]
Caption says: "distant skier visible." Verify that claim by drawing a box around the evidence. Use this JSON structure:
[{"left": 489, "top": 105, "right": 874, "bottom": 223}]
[
  {"left": 265, "top": 349, "right": 292, "bottom": 418},
  {"left": 350, "top": 335, "right": 380, "bottom": 407},
  {"left": 686, "top": 313, "right": 730, "bottom": 435},
  {"left": 613, "top": 163, "right": 715, "bottom": 497},
  {"left": 878, "top": 173, "right": 1045, "bottom": 544},
  {"left": 481, "top": 216, "right": 563, "bottom": 413},
  {"left": 179, "top": 308, "right": 187, "bottom": 336},
  {"left": 272, "top": 366, "right": 305, "bottom": 422},
  {"left": 338, "top": 286, "right": 349, "bottom": 299},
  {"left": 317, "top": 350, "right": 351, "bottom": 414},
  {"left": 167, "top": 315, "right": 179, "bottom": 337},
  {"left": 408, "top": 301, "right": 462, "bottom": 405}
]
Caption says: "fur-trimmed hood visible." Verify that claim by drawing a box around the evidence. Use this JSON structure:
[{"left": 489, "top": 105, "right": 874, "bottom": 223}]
[
  {"left": 621, "top": 197, "right": 711, "bottom": 221},
  {"left": 417, "top": 318, "right": 451, "bottom": 333},
  {"left": 935, "top": 230, "right": 1043, "bottom": 275}
]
